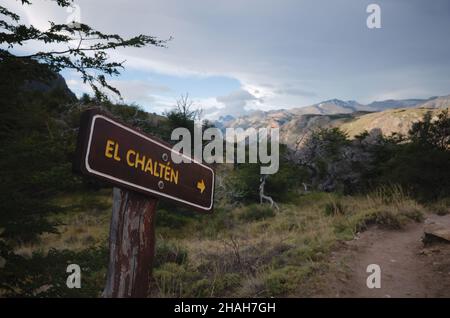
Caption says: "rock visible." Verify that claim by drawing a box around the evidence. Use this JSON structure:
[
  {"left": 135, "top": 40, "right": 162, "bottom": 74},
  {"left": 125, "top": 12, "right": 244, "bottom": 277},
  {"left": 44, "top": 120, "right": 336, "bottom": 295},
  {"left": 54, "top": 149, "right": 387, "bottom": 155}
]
[{"left": 423, "top": 224, "right": 450, "bottom": 245}]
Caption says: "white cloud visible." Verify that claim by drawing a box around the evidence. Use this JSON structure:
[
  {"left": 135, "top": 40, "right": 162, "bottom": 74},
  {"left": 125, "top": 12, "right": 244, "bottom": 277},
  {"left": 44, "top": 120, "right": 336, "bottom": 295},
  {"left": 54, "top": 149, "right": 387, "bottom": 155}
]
[
  {"left": 214, "top": 89, "right": 261, "bottom": 117},
  {"left": 108, "top": 79, "right": 171, "bottom": 104},
  {"left": 3, "top": 0, "right": 450, "bottom": 117}
]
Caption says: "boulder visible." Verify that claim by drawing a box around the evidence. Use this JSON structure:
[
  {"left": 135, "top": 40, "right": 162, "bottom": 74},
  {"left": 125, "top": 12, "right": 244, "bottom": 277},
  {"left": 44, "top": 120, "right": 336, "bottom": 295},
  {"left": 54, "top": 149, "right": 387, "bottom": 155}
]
[{"left": 423, "top": 224, "right": 450, "bottom": 245}]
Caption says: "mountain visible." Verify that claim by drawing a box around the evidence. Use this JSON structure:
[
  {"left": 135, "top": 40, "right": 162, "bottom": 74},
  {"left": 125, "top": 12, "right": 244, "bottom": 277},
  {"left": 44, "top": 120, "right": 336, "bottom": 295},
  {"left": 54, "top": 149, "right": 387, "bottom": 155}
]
[
  {"left": 216, "top": 109, "right": 365, "bottom": 147},
  {"left": 22, "top": 73, "right": 76, "bottom": 100},
  {"left": 213, "top": 99, "right": 362, "bottom": 130},
  {"left": 214, "top": 114, "right": 236, "bottom": 130},
  {"left": 366, "top": 98, "right": 428, "bottom": 110},
  {"left": 216, "top": 94, "right": 450, "bottom": 148},
  {"left": 290, "top": 99, "right": 371, "bottom": 115},
  {"left": 415, "top": 95, "right": 450, "bottom": 109},
  {"left": 216, "top": 95, "right": 450, "bottom": 128},
  {"left": 340, "top": 107, "right": 448, "bottom": 138},
  {"left": 277, "top": 113, "right": 359, "bottom": 146},
  {"left": 218, "top": 114, "right": 235, "bottom": 122}
]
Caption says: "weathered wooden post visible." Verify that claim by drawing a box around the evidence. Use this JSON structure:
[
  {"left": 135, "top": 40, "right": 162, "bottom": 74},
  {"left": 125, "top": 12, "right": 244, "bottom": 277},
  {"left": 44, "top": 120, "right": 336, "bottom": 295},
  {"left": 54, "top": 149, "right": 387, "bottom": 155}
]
[
  {"left": 103, "top": 188, "right": 158, "bottom": 298},
  {"left": 73, "top": 109, "right": 214, "bottom": 298}
]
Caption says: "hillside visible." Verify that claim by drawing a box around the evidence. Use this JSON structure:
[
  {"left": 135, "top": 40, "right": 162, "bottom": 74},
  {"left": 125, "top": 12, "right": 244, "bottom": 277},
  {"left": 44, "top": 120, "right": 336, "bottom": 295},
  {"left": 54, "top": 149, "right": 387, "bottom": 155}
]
[
  {"left": 417, "top": 95, "right": 450, "bottom": 109},
  {"left": 340, "top": 107, "right": 450, "bottom": 138},
  {"left": 217, "top": 95, "right": 450, "bottom": 147}
]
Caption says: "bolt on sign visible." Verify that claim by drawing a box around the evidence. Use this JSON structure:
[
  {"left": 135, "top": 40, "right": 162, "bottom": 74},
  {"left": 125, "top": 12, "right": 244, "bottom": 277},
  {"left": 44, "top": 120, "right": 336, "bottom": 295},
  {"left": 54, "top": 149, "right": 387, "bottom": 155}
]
[{"left": 73, "top": 109, "right": 214, "bottom": 212}]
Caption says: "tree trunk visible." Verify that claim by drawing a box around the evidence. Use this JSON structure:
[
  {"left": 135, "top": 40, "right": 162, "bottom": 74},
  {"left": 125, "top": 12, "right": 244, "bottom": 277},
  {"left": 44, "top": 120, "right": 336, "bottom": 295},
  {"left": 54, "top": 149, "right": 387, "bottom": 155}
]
[{"left": 103, "top": 187, "right": 158, "bottom": 298}]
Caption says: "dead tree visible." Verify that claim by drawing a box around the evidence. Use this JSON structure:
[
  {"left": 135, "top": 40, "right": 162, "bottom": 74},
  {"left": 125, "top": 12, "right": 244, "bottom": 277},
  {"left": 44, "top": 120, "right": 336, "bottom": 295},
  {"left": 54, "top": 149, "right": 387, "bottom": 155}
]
[
  {"left": 259, "top": 175, "right": 279, "bottom": 211},
  {"left": 302, "top": 182, "right": 309, "bottom": 193}
]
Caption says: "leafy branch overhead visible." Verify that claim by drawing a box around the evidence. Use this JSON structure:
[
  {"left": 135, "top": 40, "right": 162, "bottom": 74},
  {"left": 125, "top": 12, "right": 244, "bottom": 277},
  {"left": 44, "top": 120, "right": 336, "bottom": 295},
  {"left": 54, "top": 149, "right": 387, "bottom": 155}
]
[{"left": 0, "top": 0, "right": 171, "bottom": 100}]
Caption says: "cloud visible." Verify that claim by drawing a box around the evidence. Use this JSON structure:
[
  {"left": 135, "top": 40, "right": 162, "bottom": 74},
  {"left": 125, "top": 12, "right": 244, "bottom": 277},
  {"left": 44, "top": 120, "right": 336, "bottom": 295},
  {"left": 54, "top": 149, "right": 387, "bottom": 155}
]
[
  {"left": 214, "top": 89, "right": 261, "bottom": 117},
  {"left": 4, "top": 0, "right": 450, "bottom": 115},
  {"left": 108, "top": 79, "right": 171, "bottom": 104},
  {"left": 216, "top": 89, "right": 258, "bottom": 104},
  {"left": 275, "top": 87, "right": 317, "bottom": 98}
]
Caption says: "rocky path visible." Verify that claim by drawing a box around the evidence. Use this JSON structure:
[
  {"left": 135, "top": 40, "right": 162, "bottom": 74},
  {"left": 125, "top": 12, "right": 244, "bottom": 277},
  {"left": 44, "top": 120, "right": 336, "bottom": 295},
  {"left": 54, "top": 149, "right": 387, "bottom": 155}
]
[{"left": 318, "top": 214, "right": 450, "bottom": 298}]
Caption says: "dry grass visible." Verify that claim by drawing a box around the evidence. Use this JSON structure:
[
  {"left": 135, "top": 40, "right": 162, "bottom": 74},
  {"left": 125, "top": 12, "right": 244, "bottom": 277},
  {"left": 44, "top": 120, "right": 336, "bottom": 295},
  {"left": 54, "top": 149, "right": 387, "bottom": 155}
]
[
  {"left": 15, "top": 190, "right": 112, "bottom": 258},
  {"left": 149, "top": 185, "right": 428, "bottom": 297},
  {"left": 14, "top": 186, "right": 433, "bottom": 297}
]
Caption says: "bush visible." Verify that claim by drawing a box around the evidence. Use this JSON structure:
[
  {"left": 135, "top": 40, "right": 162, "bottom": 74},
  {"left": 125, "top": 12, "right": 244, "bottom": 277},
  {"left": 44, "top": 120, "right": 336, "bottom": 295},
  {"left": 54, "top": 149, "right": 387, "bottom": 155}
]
[
  {"left": 238, "top": 204, "right": 276, "bottom": 222},
  {"left": 0, "top": 244, "right": 108, "bottom": 297},
  {"left": 189, "top": 273, "right": 241, "bottom": 297},
  {"left": 195, "top": 207, "right": 234, "bottom": 238},
  {"left": 355, "top": 205, "right": 424, "bottom": 231},
  {"left": 151, "top": 262, "right": 191, "bottom": 297},
  {"left": 427, "top": 199, "right": 450, "bottom": 216},
  {"left": 156, "top": 209, "right": 190, "bottom": 229},
  {"left": 263, "top": 265, "right": 313, "bottom": 296},
  {"left": 324, "top": 200, "right": 347, "bottom": 216},
  {"left": 153, "top": 240, "right": 188, "bottom": 268}
]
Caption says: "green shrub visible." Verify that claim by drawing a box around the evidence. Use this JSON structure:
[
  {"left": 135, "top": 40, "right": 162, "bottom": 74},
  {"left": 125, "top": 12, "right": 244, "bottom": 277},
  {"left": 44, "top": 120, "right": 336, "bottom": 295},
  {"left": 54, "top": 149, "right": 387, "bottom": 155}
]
[
  {"left": 324, "top": 200, "right": 346, "bottom": 216},
  {"left": 74, "top": 194, "right": 111, "bottom": 214},
  {"left": 189, "top": 278, "right": 212, "bottom": 297},
  {"left": 152, "top": 262, "right": 190, "bottom": 297},
  {"left": 263, "top": 265, "right": 312, "bottom": 296},
  {"left": 397, "top": 206, "right": 424, "bottom": 222},
  {"left": 213, "top": 273, "right": 241, "bottom": 295},
  {"left": 156, "top": 209, "right": 190, "bottom": 229},
  {"left": 154, "top": 240, "right": 188, "bottom": 268},
  {"left": 189, "top": 273, "right": 242, "bottom": 297},
  {"left": 366, "top": 210, "right": 404, "bottom": 229},
  {"left": 0, "top": 244, "right": 108, "bottom": 297},
  {"left": 195, "top": 207, "right": 234, "bottom": 238},
  {"left": 238, "top": 204, "right": 276, "bottom": 222},
  {"left": 355, "top": 206, "right": 424, "bottom": 231},
  {"left": 427, "top": 199, "right": 450, "bottom": 216}
]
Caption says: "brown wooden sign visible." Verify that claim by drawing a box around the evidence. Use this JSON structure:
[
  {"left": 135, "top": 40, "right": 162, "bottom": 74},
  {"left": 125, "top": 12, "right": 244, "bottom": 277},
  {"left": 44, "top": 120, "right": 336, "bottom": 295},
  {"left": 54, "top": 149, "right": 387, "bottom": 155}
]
[{"left": 73, "top": 109, "right": 214, "bottom": 212}]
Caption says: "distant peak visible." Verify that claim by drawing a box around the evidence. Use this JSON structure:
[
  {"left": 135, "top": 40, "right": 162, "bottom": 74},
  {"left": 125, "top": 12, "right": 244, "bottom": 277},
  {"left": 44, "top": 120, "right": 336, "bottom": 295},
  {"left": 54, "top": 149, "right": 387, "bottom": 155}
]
[
  {"left": 316, "top": 99, "right": 359, "bottom": 107},
  {"left": 217, "top": 114, "right": 235, "bottom": 121}
]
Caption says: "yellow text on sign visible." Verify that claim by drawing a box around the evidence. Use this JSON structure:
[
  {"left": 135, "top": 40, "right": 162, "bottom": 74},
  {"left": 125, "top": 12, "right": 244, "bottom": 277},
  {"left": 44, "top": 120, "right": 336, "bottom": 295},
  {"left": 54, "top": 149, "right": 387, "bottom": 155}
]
[
  {"left": 105, "top": 139, "right": 121, "bottom": 162},
  {"left": 104, "top": 139, "right": 179, "bottom": 185}
]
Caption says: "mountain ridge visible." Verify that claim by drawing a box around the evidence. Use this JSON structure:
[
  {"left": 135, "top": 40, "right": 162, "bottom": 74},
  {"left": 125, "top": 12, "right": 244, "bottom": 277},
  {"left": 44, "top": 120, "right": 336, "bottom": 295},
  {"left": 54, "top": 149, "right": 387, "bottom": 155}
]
[
  {"left": 215, "top": 94, "right": 450, "bottom": 148},
  {"left": 217, "top": 95, "right": 449, "bottom": 125}
]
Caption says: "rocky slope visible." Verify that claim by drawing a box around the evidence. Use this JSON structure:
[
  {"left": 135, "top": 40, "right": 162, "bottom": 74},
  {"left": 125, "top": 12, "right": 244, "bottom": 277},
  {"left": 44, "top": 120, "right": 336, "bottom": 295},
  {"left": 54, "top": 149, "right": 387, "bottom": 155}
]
[
  {"left": 340, "top": 107, "right": 449, "bottom": 138},
  {"left": 216, "top": 95, "right": 450, "bottom": 147}
]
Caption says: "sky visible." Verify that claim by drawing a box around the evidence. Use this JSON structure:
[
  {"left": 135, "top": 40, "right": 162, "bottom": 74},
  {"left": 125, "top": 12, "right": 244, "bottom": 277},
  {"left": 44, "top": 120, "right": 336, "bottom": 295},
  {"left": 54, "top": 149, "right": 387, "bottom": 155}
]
[{"left": 3, "top": 0, "right": 450, "bottom": 119}]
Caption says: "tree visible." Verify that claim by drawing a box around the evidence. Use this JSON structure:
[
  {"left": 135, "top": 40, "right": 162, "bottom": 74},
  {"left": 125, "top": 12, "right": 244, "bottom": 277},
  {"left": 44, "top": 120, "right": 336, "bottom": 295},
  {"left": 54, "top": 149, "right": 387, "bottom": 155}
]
[
  {"left": 0, "top": 0, "right": 170, "bottom": 242},
  {"left": 295, "top": 128, "right": 349, "bottom": 191},
  {"left": 164, "top": 93, "right": 213, "bottom": 158},
  {"left": 408, "top": 110, "right": 450, "bottom": 150},
  {"left": 375, "top": 110, "right": 450, "bottom": 201},
  {"left": 0, "top": 1, "right": 173, "bottom": 296},
  {"left": 294, "top": 127, "right": 388, "bottom": 193},
  {"left": 1, "top": 0, "right": 170, "bottom": 100},
  {"left": 165, "top": 93, "right": 203, "bottom": 131}
]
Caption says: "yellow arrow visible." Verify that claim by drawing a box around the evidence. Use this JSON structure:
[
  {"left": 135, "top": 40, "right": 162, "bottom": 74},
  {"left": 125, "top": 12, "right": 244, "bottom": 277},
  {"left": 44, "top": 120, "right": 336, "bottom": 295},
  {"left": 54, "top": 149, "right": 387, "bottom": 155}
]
[{"left": 197, "top": 179, "right": 206, "bottom": 194}]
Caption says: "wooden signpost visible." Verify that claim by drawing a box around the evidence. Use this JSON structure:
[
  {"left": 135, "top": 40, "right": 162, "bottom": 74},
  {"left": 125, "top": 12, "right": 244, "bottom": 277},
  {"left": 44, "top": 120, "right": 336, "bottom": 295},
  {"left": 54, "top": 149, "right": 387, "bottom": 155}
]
[{"left": 73, "top": 109, "right": 214, "bottom": 297}]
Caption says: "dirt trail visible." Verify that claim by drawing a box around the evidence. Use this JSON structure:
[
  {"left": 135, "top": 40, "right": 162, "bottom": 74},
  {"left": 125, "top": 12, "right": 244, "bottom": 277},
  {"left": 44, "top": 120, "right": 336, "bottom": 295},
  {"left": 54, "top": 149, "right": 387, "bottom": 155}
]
[{"left": 318, "top": 214, "right": 450, "bottom": 298}]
